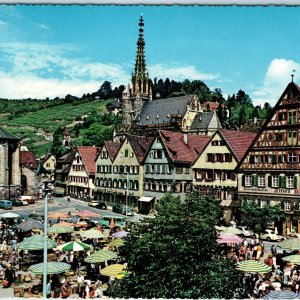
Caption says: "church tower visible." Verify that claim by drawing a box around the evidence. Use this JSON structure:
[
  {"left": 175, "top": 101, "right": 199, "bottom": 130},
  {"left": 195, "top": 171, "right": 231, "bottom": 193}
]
[{"left": 122, "top": 15, "right": 152, "bottom": 128}]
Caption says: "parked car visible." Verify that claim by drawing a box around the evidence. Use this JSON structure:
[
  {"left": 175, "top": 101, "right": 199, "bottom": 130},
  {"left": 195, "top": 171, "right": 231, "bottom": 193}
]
[
  {"left": 10, "top": 198, "right": 28, "bottom": 206},
  {"left": 18, "top": 195, "right": 36, "bottom": 204},
  {"left": 88, "top": 201, "right": 107, "bottom": 210},
  {"left": 88, "top": 200, "right": 98, "bottom": 207},
  {"left": 0, "top": 200, "right": 12, "bottom": 210},
  {"left": 236, "top": 226, "right": 253, "bottom": 237},
  {"left": 288, "top": 232, "right": 300, "bottom": 239},
  {"left": 259, "top": 229, "right": 285, "bottom": 241}
]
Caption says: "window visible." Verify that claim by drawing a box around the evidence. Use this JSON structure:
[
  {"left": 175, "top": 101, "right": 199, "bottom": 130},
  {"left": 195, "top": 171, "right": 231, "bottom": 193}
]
[
  {"left": 288, "top": 130, "right": 297, "bottom": 145},
  {"left": 275, "top": 133, "right": 283, "bottom": 141},
  {"left": 258, "top": 175, "right": 266, "bottom": 187},
  {"left": 224, "top": 154, "right": 232, "bottom": 162},
  {"left": 216, "top": 153, "right": 223, "bottom": 162},
  {"left": 211, "top": 140, "right": 218, "bottom": 146},
  {"left": 284, "top": 201, "right": 291, "bottom": 211},
  {"left": 145, "top": 165, "right": 150, "bottom": 174},
  {"left": 125, "top": 149, "right": 129, "bottom": 157},
  {"left": 272, "top": 175, "right": 279, "bottom": 188},
  {"left": 207, "top": 154, "right": 214, "bottom": 162},
  {"left": 154, "top": 150, "right": 163, "bottom": 159},
  {"left": 288, "top": 152, "right": 298, "bottom": 163},
  {"left": 245, "top": 175, "right": 252, "bottom": 186},
  {"left": 114, "top": 166, "right": 118, "bottom": 173},
  {"left": 260, "top": 200, "right": 267, "bottom": 208},
  {"left": 288, "top": 111, "right": 297, "bottom": 124},
  {"left": 249, "top": 156, "right": 255, "bottom": 164},
  {"left": 278, "top": 112, "right": 286, "bottom": 121},
  {"left": 46, "top": 163, "right": 50, "bottom": 167},
  {"left": 156, "top": 165, "right": 161, "bottom": 174},
  {"left": 185, "top": 168, "right": 190, "bottom": 174},
  {"left": 176, "top": 168, "right": 183, "bottom": 174},
  {"left": 287, "top": 176, "right": 295, "bottom": 189},
  {"left": 162, "top": 165, "right": 166, "bottom": 174}
]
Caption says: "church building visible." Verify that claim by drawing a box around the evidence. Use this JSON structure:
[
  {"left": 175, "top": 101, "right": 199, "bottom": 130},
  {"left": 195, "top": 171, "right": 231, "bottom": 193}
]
[{"left": 122, "top": 15, "right": 221, "bottom": 136}]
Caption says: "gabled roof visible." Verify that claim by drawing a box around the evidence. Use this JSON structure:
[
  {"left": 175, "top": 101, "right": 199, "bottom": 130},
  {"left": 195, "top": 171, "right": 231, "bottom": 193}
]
[
  {"left": 219, "top": 130, "right": 257, "bottom": 161},
  {"left": 77, "top": 146, "right": 100, "bottom": 175},
  {"left": 20, "top": 151, "right": 37, "bottom": 170},
  {"left": 105, "top": 141, "right": 121, "bottom": 161},
  {"left": 159, "top": 130, "right": 211, "bottom": 164},
  {"left": 0, "top": 127, "right": 19, "bottom": 141},
  {"left": 190, "top": 111, "right": 222, "bottom": 130},
  {"left": 57, "top": 149, "right": 76, "bottom": 164},
  {"left": 137, "top": 95, "right": 195, "bottom": 126},
  {"left": 127, "top": 135, "right": 153, "bottom": 162},
  {"left": 238, "top": 80, "right": 300, "bottom": 168}
]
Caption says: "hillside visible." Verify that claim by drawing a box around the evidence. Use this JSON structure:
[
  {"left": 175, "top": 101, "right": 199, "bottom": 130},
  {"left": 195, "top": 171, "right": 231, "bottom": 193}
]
[{"left": 0, "top": 99, "right": 110, "bottom": 157}]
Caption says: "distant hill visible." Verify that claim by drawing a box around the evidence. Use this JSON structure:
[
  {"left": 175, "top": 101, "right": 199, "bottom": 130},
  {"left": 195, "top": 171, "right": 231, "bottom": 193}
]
[{"left": 0, "top": 98, "right": 110, "bottom": 157}]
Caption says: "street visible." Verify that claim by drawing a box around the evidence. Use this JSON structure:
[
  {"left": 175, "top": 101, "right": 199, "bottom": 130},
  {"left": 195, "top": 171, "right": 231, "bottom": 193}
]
[{"left": 2, "top": 196, "right": 125, "bottom": 221}]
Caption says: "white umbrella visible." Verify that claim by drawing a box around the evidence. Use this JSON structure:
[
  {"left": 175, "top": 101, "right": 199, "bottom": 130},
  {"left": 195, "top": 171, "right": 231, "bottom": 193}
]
[{"left": 0, "top": 212, "right": 20, "bottom": 218}]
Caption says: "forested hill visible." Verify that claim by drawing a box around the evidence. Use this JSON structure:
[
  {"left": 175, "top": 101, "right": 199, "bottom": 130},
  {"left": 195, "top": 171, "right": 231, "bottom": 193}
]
[{"left": 0, "top": 79, "right": 272, "bottom": 158}]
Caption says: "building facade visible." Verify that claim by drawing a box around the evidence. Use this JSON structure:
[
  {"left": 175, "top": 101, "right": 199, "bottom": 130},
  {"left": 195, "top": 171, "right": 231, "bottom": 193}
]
[
  {"left": 237, "top": 80, "right": 300, "bottom": 234},
  {"left": 67, "top": 146, "right": 99, "bottom": 200},
  {"left": 192, "top": 129, "right": 256, "bottom": 224}
]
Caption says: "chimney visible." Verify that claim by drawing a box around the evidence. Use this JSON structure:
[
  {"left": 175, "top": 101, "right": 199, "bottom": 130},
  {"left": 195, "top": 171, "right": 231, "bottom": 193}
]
[{"left": 183, "top": 133, "right": 188, "bottom": 144}]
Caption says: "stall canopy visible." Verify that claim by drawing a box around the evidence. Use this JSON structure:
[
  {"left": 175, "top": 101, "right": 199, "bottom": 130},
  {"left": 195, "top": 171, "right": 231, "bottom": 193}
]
[{"left": 138, "top": 197, "right": 153, "bottom": 202}]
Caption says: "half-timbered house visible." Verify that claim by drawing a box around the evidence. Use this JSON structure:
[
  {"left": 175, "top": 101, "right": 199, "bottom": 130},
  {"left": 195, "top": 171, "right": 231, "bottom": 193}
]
[{"left": 237, "top": 80, "right": 300, "bottom": 234}]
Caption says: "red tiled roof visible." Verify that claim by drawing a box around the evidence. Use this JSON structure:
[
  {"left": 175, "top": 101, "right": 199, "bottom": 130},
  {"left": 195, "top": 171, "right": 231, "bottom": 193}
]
[
  {"left": 220, "top": 130, "right": 257, "bottom": 161},
  {"left": 204, "top": 101, "right": 219, "bottom": 111},
  {"left": 105, "top": 141, "right": 121, "bottom": 161},
  {"left": 127, "top": 135, "right": 153, "bottom": 162},
  {"left": 77, "top": 146, "right": 100, "bottom": 175},
  {"left": 20, "top": 151, "right": 37, "bottom": 169},
  {"left": 159, "top": 130, "right": 211, "bottom": 164}
]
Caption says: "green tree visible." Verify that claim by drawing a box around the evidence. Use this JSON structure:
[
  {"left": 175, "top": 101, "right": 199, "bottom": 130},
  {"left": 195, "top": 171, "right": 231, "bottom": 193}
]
[
  {"left": 109, "top": 192, "right": 244, "bottom": 299},
  {"left": 240, "top": 200, "right": 286, "bottom": 236},
  {"left": 50, "top": 127, "right": 67, "bottom": 158}
]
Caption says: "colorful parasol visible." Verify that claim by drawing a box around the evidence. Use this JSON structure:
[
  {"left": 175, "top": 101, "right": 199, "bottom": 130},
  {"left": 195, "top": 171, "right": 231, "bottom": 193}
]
[
  {"left": 18, "top": 235, "right": 57, "bottom": 250},
  {"left": 77, "top": 209, "right": 101, "bottom": 218}
]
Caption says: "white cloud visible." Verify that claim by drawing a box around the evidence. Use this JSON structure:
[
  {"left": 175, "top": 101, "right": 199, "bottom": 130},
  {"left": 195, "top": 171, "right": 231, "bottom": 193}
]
[
  {"left": 251, "top": 58, "right": 300, "bottom": 106},
  {"left": 148, "top": 63, "right": 219, "bottom": 81},
  {"left": 0, "top": 42, "right": 130, "bottom": 99},
  {"left": 34, "top": 23, "right": 49, "bottom": 30}
]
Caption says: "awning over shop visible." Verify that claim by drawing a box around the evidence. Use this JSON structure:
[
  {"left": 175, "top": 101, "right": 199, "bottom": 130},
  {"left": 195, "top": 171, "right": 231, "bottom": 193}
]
[{"left": 138, "top": 197, "right": 154, "bottom": 202}]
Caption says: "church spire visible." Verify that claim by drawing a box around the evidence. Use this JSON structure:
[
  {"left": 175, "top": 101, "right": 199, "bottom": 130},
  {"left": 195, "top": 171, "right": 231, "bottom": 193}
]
[{"left": 133, "top": 14, "right": 149, "bottom": 87}]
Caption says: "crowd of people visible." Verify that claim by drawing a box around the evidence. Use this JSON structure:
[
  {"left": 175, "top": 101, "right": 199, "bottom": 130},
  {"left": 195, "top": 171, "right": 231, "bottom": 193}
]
[{"left": 0, "top": 217, "right": 124, "bottom": 298}]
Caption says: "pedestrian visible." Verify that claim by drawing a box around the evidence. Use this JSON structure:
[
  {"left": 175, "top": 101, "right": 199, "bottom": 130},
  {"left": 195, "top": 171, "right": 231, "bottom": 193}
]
[
  {"left": 67, "top": 195, "right": 70, "bottom": 202},
  {"left": 271, "top": 244, "right": 277, "bottom": 256}
]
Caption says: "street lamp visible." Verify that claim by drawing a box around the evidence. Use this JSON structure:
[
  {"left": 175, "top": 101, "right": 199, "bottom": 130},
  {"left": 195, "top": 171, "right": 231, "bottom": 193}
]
[{"left": 42, "top": 181, "right": 52, "bottom": 299}]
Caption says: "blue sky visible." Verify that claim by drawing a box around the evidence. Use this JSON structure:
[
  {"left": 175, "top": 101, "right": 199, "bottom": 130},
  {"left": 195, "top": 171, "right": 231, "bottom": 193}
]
[{"left": 0, "top": 5, "right": 300, "bottom": 105}]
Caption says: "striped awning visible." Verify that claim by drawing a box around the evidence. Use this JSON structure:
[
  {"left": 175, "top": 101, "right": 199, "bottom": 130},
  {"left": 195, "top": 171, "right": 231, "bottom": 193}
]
[
  {"left": 278, "top": 238, "right": 300, "bottom": 250},
  {"left": 18, "top": 235, "right": 57, "bottom": 251},
  {"left": 29, "top": 262, "right": 71, "bottom": 275},
  {"left": 17, "top": 219, "right": 44, "bottom": 232},
  {"left": 263, "top": 290, "right": 300, "bottom": 299},
  {"left": 80, "top": 229, "right": 104, "bottom": 239},
  {"left": 57, "top": 240, "right": 91, "bottom": 252},
  {"left": 48, "top": 225, "right": 74, "bottom": 234},
  {"left": 100, "top": 264, "right": 126, "bottom": 277},
  {"left": 108, "top": 238, "right": 124, "bottom": 247},
  {"left": 283, "top": 254, "right": 300, "bottom": 264},
  {"left": 138, "top": 197, "right": 153, "bottom": 202},
  {"left": 236, "top": 260, "right": 272, "bottom": 274},
  {"left": 84, "top": 250, "right": 118, "bottom": 263}
]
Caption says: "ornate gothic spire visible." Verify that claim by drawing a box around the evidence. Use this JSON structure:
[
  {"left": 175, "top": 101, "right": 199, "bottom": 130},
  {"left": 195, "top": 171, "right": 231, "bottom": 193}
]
[{"left": 133, "top": 14, "right": 148, "bottom": 82}]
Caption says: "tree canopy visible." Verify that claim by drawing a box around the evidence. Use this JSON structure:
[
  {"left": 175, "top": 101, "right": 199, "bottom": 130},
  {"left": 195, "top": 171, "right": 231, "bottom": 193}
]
[
  {"left": 109, "top": 192, "right": 244, "bottom": 299},
  {"left": 240, "top": 200, "right": 286, "bottom": 235}
]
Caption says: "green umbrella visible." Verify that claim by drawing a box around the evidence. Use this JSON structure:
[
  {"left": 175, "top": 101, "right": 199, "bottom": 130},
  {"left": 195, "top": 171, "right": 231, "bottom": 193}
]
[
  {"left": 236, "top": 260, "right": 272, "bottom": 274},
  {"left": 283, "top": 254, "right": 300, "bottom": 264},
  {"left": 48, "top": 225, "right": 74, "bottom": 234},
  {"left": 278, "top": 238, "right": 300, "bottom": 250},
  {"left": 221, "top": 226, "right": 244, "bottom": 235},
  {"left": 84, "top": 250, "right": 118, "bottom": 263},
  {"left": 80, "top": 229, "right": 104, "bottom": 239},
  {"left": 108, "top": 238, "right": 124, "bottom": 248},
  {"left": 57, "top": 240, "right": 91, "bottom": 252},
  {"left": 18, "top": 235, "right": 57, "bottom": 251},
  {"left": 29, "top": 262, "right": 71, "bottom": 275}
]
